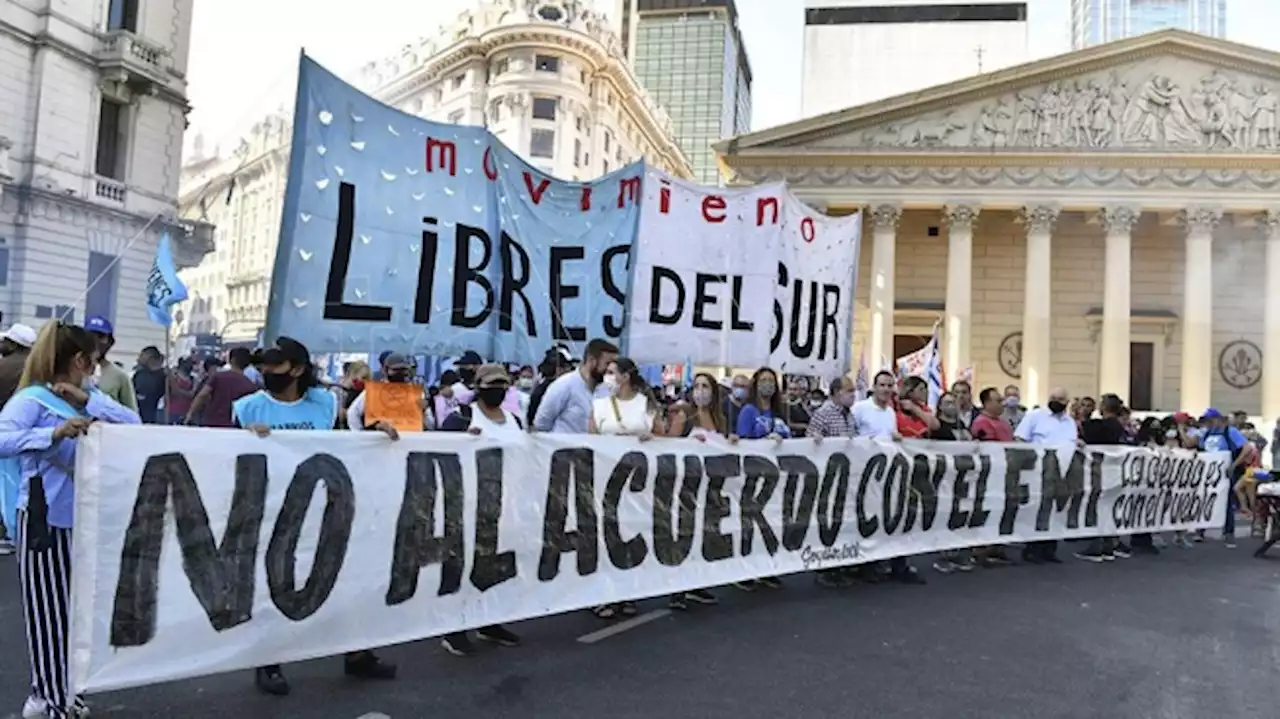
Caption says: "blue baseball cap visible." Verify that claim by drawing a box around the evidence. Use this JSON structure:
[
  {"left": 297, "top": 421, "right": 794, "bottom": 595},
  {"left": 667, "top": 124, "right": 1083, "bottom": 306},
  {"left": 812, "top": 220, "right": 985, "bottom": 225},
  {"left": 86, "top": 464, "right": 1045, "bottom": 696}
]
[
  {"left": 1203, "top": 408, "right": 1223, "bottom": 419},
  {"left": 85, "top": 315, "right": 113, "bottom": 335}
]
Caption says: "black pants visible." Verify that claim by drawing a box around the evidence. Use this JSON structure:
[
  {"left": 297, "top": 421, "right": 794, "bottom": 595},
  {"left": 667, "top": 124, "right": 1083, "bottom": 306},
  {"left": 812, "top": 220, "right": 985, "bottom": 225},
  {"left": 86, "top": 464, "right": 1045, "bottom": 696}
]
[{"left": 1028, "top": 540, "right": 1057, "bottom": 558}]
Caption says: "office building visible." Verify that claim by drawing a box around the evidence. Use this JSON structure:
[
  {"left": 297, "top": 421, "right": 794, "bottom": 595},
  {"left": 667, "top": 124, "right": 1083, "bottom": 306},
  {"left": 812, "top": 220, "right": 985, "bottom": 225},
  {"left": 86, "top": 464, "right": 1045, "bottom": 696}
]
[
  {"left": 1072, "top": 0, "right": 1226, "bottom": 49},
  {"left": 174, "top": 0, "right": 689, "bottom": 344},
  {"left": 0, "top": 0, "right": 212, "bottom": 357},
  {"left": 612, "top": 0, "right": 753, "bottom": 184},
  {"left": 802, "top": 0, "right": 1029, "bottom": 117}
]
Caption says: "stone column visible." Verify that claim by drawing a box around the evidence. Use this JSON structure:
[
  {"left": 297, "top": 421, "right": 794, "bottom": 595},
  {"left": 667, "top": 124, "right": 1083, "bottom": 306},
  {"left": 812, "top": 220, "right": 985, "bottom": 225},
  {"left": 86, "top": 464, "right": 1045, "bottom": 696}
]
[
  {"left": 1098, "top": 206, "right": 1140, "bottom": 399},
  {"left": 944, "top": 205, "right": 979, "bottom": 386},
  {"left": 1261, "top": 210, "right": 1280, "bottom": 419},
  {"left": 868, "top": 204, "right": 902, "bottom": 372},
  {"left": 1178, "top": 207, "right": 1221, "bottom": 413},
  {"left": 1019, "top": 205, "right": 1060, "bottom": 408}
]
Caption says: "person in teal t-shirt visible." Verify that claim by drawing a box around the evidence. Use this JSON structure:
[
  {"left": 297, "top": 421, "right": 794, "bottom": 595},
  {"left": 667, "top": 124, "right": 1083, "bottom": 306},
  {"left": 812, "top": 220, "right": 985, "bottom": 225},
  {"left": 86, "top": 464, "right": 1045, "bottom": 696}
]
[{"left": 232, "top": 337, "right": 400, "bottom": 696}]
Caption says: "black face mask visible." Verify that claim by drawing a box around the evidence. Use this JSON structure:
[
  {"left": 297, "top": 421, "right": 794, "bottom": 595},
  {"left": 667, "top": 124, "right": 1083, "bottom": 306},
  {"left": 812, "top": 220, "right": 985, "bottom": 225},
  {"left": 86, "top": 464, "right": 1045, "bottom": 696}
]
[
  {"left": 458, "top": 367, "right": 476, "bottom": 385},
  {"left": 387, "top": 371, "right": 412, "bottom": 383},
  {"left": 477, "top": 386, "right": 506, "bottom": 408},
  {"left": 263, "top": 372, "right": 295, "bottom": 394},
  {"left": 1047, "top": 400, "right": 1067, "bottom": 414}
]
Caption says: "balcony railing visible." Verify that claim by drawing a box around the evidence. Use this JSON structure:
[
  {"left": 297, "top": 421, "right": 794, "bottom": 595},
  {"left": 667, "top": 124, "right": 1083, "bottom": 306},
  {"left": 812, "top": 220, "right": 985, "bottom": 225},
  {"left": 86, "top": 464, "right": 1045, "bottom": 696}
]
[
  {"left": 95, "top": 30, "right": 169, "bottom": 86},
  {"left": 93, "top": 176, "right": 127, "bottom": 205}
]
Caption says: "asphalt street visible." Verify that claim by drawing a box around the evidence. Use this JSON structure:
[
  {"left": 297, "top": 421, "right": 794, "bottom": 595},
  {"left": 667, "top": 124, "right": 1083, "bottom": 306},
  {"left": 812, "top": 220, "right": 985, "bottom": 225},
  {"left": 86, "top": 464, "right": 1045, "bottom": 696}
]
[{"left": 1, "top": 540, "right": 1278, "bottom": 719}]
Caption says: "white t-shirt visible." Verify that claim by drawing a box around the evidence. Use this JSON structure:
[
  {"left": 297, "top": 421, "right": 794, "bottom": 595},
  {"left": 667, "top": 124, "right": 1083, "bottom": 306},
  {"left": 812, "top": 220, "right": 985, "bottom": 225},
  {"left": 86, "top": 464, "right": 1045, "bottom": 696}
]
[
  {"left": 852, "top": 398, "right": 898, "bottom": 439},
  {"left": 469, "top": 407, "right": 524, "bottom": 438},
  {"left": 1015, "top": 408, "right": 1078, "bottom": 444},
  {"left": 592, "top": 394, "right": 655, "bottom": 436}
]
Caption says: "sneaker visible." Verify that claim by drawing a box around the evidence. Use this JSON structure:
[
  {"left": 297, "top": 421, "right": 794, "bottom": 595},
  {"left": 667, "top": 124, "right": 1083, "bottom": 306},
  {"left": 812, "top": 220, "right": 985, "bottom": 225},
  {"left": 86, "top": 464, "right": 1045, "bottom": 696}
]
[
  {"left": 0, "top": 538, "right": 15, "bottom": 556},
  {"left": 1193, "top": 531, "right": 1206, "bottom": 543},
  {"left": 757, "top": 576, "right": 783, "bottom": 589},
  {"left": 441, "top": 633, "right": 477, "bottom": 656},
  {"left": 686, "top": 588, "right": 719, "bottom": 605},
  {"left": 953, "top": 557, "right": 975, "bottom": 572},
  {"left": 1102, "top": 551, "right": 1116, "bottom": 562},
  {"left": 1113, "top": 543, "right": 1132, "bottom": 558},
  {"left": 932, "top": 559, "right": 956, "bottom": 574},
  {"left": 344, "top": 651, "right": 397, "bottom": 680},
  {"left": 668, "top": 593, "right": 689, "bottom": 610},
  {"left": 22, "top": 696, "right": 47, "bottom": 719},
  {"left": 476, "top": 625, "right": 521, "bottom": 647},
  {"left": 1225, "top": 536, "right": 1237, "bottom": 549},
  {"left": 72, "top": 697, "right": 90, "bottom": 719},
  {"left": 986, "top": 553, "right": 1015, "bottom": 567},
  {"left": 732, "top": 580, "right": 757, "bottom": 591},
  {"left": 1075, "top": 550, "right": 1106, "bottom": 563},
  {"left": 255, "top": 665, "right": 290, "bottom": 696}
]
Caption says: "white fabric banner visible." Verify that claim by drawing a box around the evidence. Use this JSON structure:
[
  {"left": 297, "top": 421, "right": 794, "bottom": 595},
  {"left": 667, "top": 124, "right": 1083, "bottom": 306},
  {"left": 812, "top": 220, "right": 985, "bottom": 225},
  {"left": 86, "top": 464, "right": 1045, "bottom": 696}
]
[
  {"left": 625, "top": 170, "right": 862, "bottom": 376},
  {"left": 72, "top": 426, "right": 1228, "bottom": 693}
]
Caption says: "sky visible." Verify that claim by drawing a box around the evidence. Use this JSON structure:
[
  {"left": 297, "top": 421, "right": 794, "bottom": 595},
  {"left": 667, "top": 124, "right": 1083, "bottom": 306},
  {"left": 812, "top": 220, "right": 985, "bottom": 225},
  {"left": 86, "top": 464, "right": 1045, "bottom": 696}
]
[{"left": 186, "top": 0, "right": 1280, "bottom": 157}]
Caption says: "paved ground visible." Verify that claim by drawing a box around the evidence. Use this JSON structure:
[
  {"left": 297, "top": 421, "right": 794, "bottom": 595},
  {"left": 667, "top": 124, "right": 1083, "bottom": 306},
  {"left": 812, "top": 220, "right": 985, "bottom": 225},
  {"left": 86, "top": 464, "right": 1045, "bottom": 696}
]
[{"left": 1, "top": 539, "right": 1279, "bottom": 719}]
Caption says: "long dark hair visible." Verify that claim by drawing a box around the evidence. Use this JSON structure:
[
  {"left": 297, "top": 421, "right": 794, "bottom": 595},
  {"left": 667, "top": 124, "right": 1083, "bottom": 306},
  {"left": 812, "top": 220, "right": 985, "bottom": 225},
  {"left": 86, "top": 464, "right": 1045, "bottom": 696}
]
[
  {"left": 747, "top": 366, "right": 784, "bottom": 416},
  {"left": 692, "top": 372, "right": 727, "bottom": 434},
  {"left": 20, "top": 321, "right": 97, "bottom": 388},
  {"left": 613, "top": 357, "right": 655, "bottom": 411}
]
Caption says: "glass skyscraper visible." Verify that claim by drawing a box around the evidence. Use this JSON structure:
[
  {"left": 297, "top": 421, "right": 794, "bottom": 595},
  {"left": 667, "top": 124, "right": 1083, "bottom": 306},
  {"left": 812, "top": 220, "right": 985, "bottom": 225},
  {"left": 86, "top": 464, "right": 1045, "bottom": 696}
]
[
  {"left": 614, "top": 0, "right": 752, "bottom": 184},
  {"left": 1071, "top": 0, "right": 1226, "bottom": 49}
]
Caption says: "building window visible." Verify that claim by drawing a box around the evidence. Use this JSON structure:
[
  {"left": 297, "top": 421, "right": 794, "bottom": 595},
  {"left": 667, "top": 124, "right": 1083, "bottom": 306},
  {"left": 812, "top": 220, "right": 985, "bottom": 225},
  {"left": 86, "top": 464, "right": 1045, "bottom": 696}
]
[
  {"left": 603, "top": 132, "right": 612, "bottom": 153},
  {"left": 583, "top": 152, "right": 590, "bottom": 166},
  {"left": 615, "top": 147, "right": 622, "bottom": 163},
  {"left": 34, "top": 305, "right": 52, "bottom": 319},
  {"left": 452, "top": 74, "right": 464, "bottom": 90},
  {"left": 574, "top": 138, "right": 582, "bottom": 167},
  {"left": 95, "top": 99, "right": 128, "bottom": 181},
  {"left": 534, "top": 55, "right": 560, "bottom": 73},
  {"left": 432, "top": 88, "right": 443, "bottom": 104},
  {"left": 448, "top": 110, "right": 465, "bottom": 124},
  {"left": 55, "top": 305, "right": 76, "bottom": 323},
  {"left": 580, "top": 70, "right": 587, "bottom": 83},
  {"left": 106, "top": 0, "right": 139, "bottom": 32},
  {"left": 86, "top": 252, "right": 119, "bottom": 324},
  {"left": 603, "top": 160, "right": 610, "bottom": 174},
  {"left": 574, "top": 115, "right": 583, "bottom": 131},
  {"left": 0, "top": 244, "right": 9, "bottom": 287},
  {"left": 530, "top": 129, "right": 555, "bottom": 158},
  {"left": 532, "top": 97, "right": 557, "bottom": 121}
]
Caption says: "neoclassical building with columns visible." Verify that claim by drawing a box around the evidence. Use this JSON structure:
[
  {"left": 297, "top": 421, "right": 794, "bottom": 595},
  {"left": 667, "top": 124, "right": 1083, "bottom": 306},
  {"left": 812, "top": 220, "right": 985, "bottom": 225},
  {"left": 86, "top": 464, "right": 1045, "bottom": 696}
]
[{"left": 717, "top": 29, "right": 1280, "bottom": 418}]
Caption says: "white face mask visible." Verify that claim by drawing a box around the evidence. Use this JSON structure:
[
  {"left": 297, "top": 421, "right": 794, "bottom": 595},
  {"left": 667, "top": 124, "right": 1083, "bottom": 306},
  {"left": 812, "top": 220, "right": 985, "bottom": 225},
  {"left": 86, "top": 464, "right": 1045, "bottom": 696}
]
[{"left": 603, "top": 373, "right": 619, "bottom": 394}]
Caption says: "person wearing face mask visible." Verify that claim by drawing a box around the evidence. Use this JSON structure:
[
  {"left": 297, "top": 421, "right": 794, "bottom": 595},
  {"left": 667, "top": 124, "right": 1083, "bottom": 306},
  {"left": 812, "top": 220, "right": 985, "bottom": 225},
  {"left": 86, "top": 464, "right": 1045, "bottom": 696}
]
[
  {"left": 1014, "top": 386, "right": 1079, "bottom": 564},
  {"left": 233, "top": 337, "right": 398, "bottom": 696},
  {"left": 807, "top": 376, "right": 859, "bottom": 587},
  {"left": 931, "top": 392, "right": 976, "bottom": 573},
  {"left": 724, "top": 374, "right": 750, "bottom": 437},
  {"left": 526, "top": 346, "right": 574, "bottom": 428},
  {"left": 131, "top": 346, "right": 168, "bottom": 424},
  {"left": 1001, "top": 384, "right": 1025, "bottom": 429},
  {"left": 437, "top": 364, "right": 523, "bottom": 655},
  {"left": 344, "top": 353, "right": 430, "bottom": 433},
  {"left": 0, "top": 321, "right": 140, "bottom": 719},
  {"left": 783, "top": 378, "right": 811, "bottom": 436},
  {"left": 588, "top": 357, "right": 663, "bottom": 618},
  {"left": 734, "top": 367, "right": 790, "bottom": 590},
  {"left": 534, "top": 339, "right": 618, "bottom": 434}
]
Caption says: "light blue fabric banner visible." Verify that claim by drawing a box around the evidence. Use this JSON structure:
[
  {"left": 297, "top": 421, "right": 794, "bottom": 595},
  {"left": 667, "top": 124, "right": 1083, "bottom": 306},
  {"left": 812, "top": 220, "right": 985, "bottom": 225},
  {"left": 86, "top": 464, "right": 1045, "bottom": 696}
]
[
  {"left": 146, "top": 233, "right": 188, "bottom": 327},
  {"left": 264, "top": 55, "right": 640, "bottom": 365}
]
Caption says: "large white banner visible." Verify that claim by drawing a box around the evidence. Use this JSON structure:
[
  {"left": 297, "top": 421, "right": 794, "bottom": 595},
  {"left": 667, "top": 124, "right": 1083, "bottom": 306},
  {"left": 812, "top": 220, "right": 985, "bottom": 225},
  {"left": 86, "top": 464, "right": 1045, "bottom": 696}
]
[
  {"left": 625, "top": 170, "right": 862, "bottom": 376},
  {"left": 72, "top": 426, "right": 1228, "bottom": 693}
]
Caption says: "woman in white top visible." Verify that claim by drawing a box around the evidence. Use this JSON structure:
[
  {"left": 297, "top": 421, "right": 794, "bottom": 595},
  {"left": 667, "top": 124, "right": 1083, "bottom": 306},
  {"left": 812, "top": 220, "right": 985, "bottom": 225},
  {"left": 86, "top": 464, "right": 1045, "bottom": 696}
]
[{"left": 587, "top": 357, "right": 664, "bottom": 619}]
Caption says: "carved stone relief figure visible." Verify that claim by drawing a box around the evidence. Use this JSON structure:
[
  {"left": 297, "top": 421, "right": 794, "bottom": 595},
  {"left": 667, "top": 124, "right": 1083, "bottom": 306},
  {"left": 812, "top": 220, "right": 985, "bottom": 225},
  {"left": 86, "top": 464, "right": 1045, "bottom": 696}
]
[
  {"left": 1251, "top": 84, "right": 1279, "bottom": 149},
  {"left": 1035, "top": 84, "right": 1061, "bottom": 147},
  {"left": 1123, "top": 75, "right": 1199, "bottom": 145}
]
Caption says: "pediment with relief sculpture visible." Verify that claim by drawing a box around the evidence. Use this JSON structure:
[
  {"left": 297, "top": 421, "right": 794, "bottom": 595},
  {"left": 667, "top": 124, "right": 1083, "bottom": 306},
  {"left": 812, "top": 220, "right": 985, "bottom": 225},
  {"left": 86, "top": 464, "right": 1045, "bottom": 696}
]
[{"left": 723, "top": 31, "right": 1280, "bottom": 157}]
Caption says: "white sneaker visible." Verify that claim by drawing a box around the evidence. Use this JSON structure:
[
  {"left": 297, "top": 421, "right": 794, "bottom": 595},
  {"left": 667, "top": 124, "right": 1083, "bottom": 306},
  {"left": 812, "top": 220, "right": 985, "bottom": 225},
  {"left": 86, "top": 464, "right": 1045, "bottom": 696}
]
[{"left": 22, "top": 695, "right": 47, "bottom": 719}]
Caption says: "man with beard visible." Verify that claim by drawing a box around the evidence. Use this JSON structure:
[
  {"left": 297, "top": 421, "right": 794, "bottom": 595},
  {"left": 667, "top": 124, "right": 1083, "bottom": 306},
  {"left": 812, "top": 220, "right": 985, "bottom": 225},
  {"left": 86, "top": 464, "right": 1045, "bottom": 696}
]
[
  {"left": 84, "top": 316, "right": 138, "bottom": 410},
  {"left": 534, "top": 339, "right": 618, "bottom": 434}
]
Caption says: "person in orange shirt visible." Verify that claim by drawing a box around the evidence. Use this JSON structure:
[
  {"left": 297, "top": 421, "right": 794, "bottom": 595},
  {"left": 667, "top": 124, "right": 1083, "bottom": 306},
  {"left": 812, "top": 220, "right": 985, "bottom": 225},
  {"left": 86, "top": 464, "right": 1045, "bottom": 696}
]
[{"left": 896, "top": 376, "right": 940, "bottom": 438}]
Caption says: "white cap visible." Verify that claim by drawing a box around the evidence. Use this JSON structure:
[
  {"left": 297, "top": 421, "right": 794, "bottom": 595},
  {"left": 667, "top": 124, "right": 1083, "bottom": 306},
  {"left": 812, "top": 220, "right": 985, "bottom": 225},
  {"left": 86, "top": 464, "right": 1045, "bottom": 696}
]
[{"left": 1, "top": 324, "right": 36, "bottom": 348}]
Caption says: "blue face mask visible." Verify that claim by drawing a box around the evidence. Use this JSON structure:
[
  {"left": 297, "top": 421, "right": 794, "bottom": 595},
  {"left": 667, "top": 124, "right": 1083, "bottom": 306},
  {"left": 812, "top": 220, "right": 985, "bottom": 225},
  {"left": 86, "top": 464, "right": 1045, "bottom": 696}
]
[{"left": 732, "top": 388, "right": 747, "bottom": 401}]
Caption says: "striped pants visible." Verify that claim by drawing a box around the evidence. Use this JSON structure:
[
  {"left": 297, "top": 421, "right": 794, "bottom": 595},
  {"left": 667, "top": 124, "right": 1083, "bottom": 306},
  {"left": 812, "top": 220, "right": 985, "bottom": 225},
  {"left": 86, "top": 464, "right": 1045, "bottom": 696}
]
[{"left": 16, "top": 510, "right": 76, "bottom": 719}]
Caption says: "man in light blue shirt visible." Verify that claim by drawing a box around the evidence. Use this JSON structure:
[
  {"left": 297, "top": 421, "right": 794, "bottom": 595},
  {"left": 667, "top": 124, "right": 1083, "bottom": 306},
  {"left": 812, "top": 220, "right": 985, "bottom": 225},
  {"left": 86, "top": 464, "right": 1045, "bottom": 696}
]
[
  {"left": 533, "top": 339, "right": 617, "bottom": 434},
  {"left": 1014, "top": 386, "right": 1078, "bottom": 564}
]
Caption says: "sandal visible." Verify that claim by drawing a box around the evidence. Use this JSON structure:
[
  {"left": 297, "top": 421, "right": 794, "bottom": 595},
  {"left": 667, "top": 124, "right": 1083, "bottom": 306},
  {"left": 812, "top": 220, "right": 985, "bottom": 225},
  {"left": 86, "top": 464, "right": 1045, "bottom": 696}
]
[
  {"left": 620, "top": 601, "right": 638, "bottom": 616},
  {"left": 592, "top": 604, "right": 617, "bottom": 620}
]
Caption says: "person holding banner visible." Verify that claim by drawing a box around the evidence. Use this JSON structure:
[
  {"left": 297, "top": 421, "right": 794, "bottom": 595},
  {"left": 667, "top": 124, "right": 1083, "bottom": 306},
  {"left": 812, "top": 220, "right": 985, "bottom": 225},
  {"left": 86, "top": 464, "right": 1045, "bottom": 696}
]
[
  {"left": 1014, "top": 387, "right": 1079, "bottom": 564},
  {"left": 231, "top": 337, "right": 398, "bottom": 696},
  {"left": 436, "top": 363, "right": 524, "bottom": 655},
  {"left": 733, "top": 367, "right": 790, "bottom": 591},
  {"left": 534, "top": 339, "right": 618, "bottom": 435},
  {"left": 0, "top": 320, "right": 141, "bottom": 719},
  {"left": 345, "top": 353, "right": 429, "bottom": 433},
  {"left": 587, "top": 357, "right": 665, "bottom": 619}
]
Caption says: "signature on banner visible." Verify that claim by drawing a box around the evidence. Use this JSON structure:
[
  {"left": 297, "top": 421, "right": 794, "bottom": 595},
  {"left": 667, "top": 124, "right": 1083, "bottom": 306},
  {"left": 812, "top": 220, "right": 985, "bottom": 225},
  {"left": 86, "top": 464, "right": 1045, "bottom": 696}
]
[{"left": 800, "top": 542, "right": 863, "bottom": 570}]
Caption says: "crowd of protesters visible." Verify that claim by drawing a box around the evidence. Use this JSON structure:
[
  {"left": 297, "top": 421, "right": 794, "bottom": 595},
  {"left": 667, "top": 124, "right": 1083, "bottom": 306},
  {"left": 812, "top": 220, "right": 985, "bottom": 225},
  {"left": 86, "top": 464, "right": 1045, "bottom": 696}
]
[{"left": 0, "top": 315, "right": 1269, "bottom": 718}]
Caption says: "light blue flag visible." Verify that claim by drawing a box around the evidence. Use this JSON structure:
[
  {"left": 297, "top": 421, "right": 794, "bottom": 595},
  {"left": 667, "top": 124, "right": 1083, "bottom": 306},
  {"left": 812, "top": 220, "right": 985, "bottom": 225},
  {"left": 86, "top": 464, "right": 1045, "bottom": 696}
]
[
  {"left": 265, "top": 55, "right": 641, "bottom": 365},
  {"left": 146, "top": 232, "right": 188, "bottom": 327}
]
